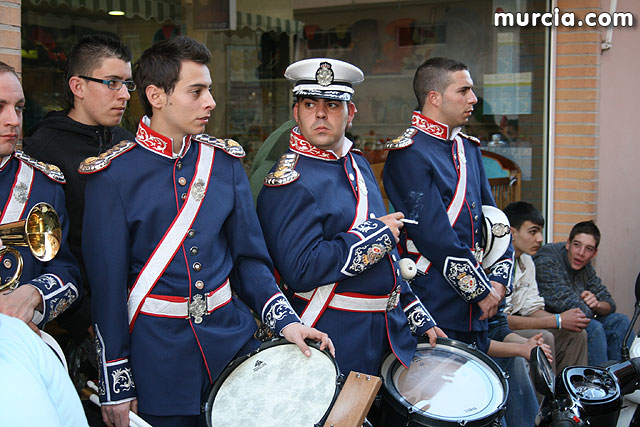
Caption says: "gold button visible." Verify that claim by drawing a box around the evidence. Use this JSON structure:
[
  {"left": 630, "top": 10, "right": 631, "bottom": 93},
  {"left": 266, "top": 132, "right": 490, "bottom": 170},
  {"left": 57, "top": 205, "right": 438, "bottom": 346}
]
[
  {"left": 474, "top": 215, "right": 479, "bottom": 221},
  {"left": 190, "top": 246, "right": 199, "bottom": 255},
  {"left": 178, "top": 177, "right": 187, "bottom": 186},
  {"left": 181, "top": 193, "right": 187, "bottom": 200},
  {"left": 188, "top": 229, "right": 196, "bottom": 238},
  {"left": 3, "top": 259, "right": 11, "bottom": 269},
  {"left": 472, "top": 202, "right": 476, "bottom": 208},
  {"left": 195, "top": 280, "right": 204, "bottom": 289},
  {"left": 176, "top": 162, "right": 183, "bottom": 170},
  {"left": 193, "top": 262, "right": 202, "bottom": 272}
]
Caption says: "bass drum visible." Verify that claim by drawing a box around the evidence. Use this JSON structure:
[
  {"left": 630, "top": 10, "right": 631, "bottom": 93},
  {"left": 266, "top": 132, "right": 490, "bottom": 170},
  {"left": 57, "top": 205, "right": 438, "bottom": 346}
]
[
  {"left": 379, "top": 337, "right": 508, "bottom": 427},
  {"left": 205, "top": 339, "right": 340, "bottom": 427}
]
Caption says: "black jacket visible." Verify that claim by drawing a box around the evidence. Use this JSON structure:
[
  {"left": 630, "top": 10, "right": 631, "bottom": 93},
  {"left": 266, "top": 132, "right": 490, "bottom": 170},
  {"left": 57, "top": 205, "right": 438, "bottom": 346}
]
[{"left": 23, "top": 110, "right": 134, "bottom": 333}]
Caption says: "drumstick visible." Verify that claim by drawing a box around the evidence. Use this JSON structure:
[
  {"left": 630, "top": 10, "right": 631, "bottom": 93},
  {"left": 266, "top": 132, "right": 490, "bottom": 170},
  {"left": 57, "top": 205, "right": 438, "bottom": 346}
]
[
  {"left": 401, "top": 218, "right": 418, "bottom": 225},
  {"left": 86, "top": 381, "right": 152, "bottom": 427}
]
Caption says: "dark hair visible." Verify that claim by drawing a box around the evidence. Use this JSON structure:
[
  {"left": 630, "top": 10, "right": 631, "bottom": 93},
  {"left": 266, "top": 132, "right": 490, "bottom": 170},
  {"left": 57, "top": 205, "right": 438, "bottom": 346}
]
[
  {"left": 413, "top": 57, "right": 468, "bottom": 110},
  {"left": 64, "top": 34, "right": 132, "bottom": 108},
  {"left": 134, "top": 36, "right": 211, "bottom": 117},
  {"left": 569, "top": 220, "right": 601, "bottom": 248},
  {"left": 0, "top": 61, "right": 18, "bottom": 78},
  {"left": 503, "top": 201, "right": 545, "bottom": 230}
]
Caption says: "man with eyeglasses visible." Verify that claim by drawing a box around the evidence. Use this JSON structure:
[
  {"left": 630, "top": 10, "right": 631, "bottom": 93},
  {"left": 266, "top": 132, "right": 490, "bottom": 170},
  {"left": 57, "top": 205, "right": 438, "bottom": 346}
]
[
  {"left": 22, "top": 34, "right": 135, "bottom": 414},
  {"left": 534, "top": 220, "right": 633, "bottom": 364}
]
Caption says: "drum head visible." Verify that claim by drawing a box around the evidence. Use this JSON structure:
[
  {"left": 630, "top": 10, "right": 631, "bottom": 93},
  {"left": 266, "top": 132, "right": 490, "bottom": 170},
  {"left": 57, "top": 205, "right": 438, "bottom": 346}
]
[
  {"left": 207, "top": 340, "right": 339, "bottom": 427},
  {"left": 381, "top": 338, "right": 507, "bottom": 426}
]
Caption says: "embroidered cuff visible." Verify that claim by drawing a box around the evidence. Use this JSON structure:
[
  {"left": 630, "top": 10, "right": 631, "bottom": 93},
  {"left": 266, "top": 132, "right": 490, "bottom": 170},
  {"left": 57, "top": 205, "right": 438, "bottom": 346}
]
[
  {"left": 262, "top": 294, "right": 300, "bottom": 335},
  {"left": 341, "top": 220, "right": 394, "bottom": 276},
  {"left": 488, "top": 258, "right": 514, "bottom": 296},
  {"left": 95, "top": 325, "right": 136, "bottom": 404},
  {"left": 403, "top": 299, "right": 436, "bottom": 335},
  {"left": 443, "top": 256, "right": 491, "bottom": 303},
  {"left": 29, "top": 274, "right": 79, "bottom": 327}
]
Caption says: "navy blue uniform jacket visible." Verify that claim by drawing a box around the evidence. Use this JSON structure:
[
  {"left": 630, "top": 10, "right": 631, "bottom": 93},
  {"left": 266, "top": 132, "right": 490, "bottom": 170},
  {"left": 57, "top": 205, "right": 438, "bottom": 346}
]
[
  {"left": 384, "top": 112, "right": 513, "bottom": 336},
  {"left": 0, "top": 151, "right": 80, "bottom": 327},
  {"left": 257, "top": 128, "right": 436, "bottom": 376},
  {"left": 81, "top": 120, "right": 300, "bottom": 416}
]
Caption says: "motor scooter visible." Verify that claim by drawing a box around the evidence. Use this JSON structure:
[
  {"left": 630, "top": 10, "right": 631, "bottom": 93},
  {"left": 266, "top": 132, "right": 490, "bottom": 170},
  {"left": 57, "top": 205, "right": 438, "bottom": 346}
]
[{"left": 531, "top": 272, "right": 640, "bottom": 426}]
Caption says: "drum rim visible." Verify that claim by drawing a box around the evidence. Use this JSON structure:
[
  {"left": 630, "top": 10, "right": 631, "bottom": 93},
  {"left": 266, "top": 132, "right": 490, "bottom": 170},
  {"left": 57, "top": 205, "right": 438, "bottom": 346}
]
[
  {"left": 380, "top": 337, "right": 508, "bottom": 426},
  {"left": 205, "top": 338, "right": 341, "bottom": 427}
]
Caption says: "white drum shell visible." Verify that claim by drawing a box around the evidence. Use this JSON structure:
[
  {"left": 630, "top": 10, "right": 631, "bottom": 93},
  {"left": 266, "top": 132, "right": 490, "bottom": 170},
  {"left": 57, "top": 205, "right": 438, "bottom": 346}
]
[
  {"left": 380, "top": 338, "right": 508, "bottom": 426},
  {"left": 207, "top": 341, "right": 339, "bottom": 427}
]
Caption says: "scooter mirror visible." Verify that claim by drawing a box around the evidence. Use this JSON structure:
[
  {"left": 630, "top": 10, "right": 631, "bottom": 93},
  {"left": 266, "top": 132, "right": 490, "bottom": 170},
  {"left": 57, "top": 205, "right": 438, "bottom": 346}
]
[{"left": 530, "top": 346, "right": 555, "bottom": 398}]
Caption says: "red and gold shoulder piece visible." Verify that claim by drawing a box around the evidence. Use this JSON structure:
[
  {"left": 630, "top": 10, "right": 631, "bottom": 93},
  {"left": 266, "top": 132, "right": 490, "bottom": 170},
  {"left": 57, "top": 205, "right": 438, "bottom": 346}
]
[
  {"left": 385, "top": 128, "right": 417, "bottom": 150},
  {"left": 264, "top": 153, "right": 300, "bottom": 187},
  {"left": 194, "top": 134, "right": 245, "bottom": 158},
  {"left": 350, "top": 147, "right": 364, "bottom": 155},
  {"left": 14, "top": 150, "right": 66, "bottom": 183},
  {"left": 459, "top": 131, "right": 480, "bottom": 145},
  {"left": 78, "top": 140, "right": 136, "bottom": 174}
]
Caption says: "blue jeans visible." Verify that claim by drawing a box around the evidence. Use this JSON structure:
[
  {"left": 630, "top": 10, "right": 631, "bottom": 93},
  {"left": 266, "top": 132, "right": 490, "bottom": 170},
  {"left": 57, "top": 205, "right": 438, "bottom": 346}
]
[
  {"left": 492, "top": 356, "right": 539, "bottom": 427},
  {"left": 585, "top": 313, "right": 633, "bottom": 365}
]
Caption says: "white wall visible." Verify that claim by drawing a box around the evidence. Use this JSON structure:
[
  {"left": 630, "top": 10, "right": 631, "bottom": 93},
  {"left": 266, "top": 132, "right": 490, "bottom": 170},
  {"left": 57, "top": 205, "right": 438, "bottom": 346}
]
[{"left": 596, "top": 0, "right": 640, "bottom": 318}]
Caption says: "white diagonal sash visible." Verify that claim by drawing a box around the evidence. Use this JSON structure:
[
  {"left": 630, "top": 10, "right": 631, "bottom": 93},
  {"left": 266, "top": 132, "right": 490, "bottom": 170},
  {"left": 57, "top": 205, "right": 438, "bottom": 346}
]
[
  {"left": 407, "top": 136, "right": 467, "bottom": 272},
  {"left": 300, "top": 153, "right": 370, "bottom": 326},
  {"left": 127, "top": 144, "right": 215, "bottom": 328},
  {"left": 447, "top": 136, "right": 467, "bottom": 226},
  {"left": 1, "top": 160, "right": 34, "bottom": 224},
  {"left": 350, "top": 154, "right": 369, "bottom": 228}
]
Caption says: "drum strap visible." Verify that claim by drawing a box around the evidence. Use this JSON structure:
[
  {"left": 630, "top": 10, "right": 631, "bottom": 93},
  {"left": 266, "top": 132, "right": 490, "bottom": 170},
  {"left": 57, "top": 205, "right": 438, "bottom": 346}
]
[
  {"left": 406, "top": 136, "right": 466, "bottom": 273},
  {"left": 0, "top": 158, "right": 34, "bottom": 224},
  {"left": 127, "top": 143, "right": 215, "bottom": 330},
  {"left": 300, "top": 153, "right": 369, "bottom": 327}
]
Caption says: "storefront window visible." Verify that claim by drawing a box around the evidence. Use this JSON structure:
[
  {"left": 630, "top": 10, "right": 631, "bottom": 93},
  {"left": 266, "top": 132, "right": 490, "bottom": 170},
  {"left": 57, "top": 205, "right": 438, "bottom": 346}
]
[
  {"left": 294, "top": 0, "right": 548, "bottom": 208},
  {"left": 21, "top": 0, "right": 548, "bottom": 208}
]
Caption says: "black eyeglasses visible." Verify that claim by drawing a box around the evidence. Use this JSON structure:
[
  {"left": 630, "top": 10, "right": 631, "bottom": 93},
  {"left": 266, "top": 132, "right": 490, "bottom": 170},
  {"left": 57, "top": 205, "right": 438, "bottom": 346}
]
[{"left": 79, "top": 75, "right": 136, "bottom": 91}]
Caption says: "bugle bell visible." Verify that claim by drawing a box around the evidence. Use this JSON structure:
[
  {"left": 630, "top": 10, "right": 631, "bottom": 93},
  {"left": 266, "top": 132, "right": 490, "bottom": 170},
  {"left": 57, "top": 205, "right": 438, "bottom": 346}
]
[{"left": 0, "top": 202, "right": 61, "bottom": 292}]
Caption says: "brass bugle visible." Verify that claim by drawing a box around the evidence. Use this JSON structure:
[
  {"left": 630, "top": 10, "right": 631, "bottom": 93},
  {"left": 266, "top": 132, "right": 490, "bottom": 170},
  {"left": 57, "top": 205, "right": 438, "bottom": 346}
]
[{"left": 0, "top": 202, "right": 61, "bottom": 292}]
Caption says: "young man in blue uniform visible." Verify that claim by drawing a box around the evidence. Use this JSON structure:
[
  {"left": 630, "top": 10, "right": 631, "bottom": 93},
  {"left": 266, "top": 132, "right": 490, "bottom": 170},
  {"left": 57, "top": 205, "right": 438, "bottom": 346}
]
[
  {"left": 0, "top": 62, "right": 81, "bottom": 330},
  {"left": 80, "top": 37, "right": 332, "bottom": 427},
  {"left": 383, "top": 57, "right": 514, "bottom": 354},
  {"left": 257, "top": 58, "right": 444, "bottom": 378}
]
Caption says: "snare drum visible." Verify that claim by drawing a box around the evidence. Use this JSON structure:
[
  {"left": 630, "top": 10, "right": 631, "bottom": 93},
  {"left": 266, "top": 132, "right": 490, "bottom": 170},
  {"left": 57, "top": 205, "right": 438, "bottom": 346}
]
[
  {"left": 379, "top": 338, "right": 508, "bottom": 426},
  {"left": 205, "top": 339, "right": 340, "bottom": 427}
]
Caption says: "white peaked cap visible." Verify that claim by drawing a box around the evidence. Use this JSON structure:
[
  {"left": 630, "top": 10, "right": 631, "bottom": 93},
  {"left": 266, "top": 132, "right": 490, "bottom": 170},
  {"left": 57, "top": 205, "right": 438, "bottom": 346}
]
[{"left": 285, "top": 58, "right": 364, "bottom": 101}]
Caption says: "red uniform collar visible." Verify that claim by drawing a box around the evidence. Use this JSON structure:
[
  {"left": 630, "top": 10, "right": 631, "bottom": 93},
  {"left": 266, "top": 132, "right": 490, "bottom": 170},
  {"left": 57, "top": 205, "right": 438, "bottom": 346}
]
[
  {"left": 411, "top": 111, "right": 462, "bottom": 141},
  {"left": 289, "top": 127, "right": 353, "bottom": 161},
  {"left": 135, "top": 117, "right": 191, "bottom": 159}
]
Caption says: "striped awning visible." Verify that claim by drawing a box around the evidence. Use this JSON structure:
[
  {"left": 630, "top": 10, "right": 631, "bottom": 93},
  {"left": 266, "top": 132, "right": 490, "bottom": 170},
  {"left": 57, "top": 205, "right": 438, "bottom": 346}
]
[
  {"left": 25, "top": 0, "right": 180, "bottom": 23},
  {"left": 236, "top": 11, "right": 304, "bottom": 35}
]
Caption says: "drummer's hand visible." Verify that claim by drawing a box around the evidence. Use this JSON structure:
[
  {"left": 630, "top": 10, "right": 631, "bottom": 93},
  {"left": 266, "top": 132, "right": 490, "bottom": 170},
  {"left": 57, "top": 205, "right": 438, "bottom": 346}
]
[
  {"left": 281, "top": 322, "right": 335, "bottom": 357},
  {"left": 423, "top": 326, "right": 447, "bottom": 347},
  {"left": 0, "top": 284, "right": 42, "bottom": 323},
  {"left": 477, "top": 284, "right": 501, "bottom": 320},
  {"left": 102, "top": 398, "right": 137, "bottom": 427}
]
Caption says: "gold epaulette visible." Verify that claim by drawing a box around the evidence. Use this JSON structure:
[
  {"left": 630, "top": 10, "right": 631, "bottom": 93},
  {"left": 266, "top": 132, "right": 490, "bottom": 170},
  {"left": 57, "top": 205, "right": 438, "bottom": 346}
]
[
  {"left": 264, "top": 153, "right": 300, "bottom": 187},
  {"left": 459, "top": 131, "right": 480, "bottom": 145},
  {"left": 78, "top": 140, "right": 136, "bottom": 174},
  {"left": 194, "top": 134, "right": 245, "bottom": 158},
  {"left": 384, "top": 128, "right": 417, "bottom": 150},
  {"left": 14, "top": 150, "right": 65, "bottom": 183}
]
